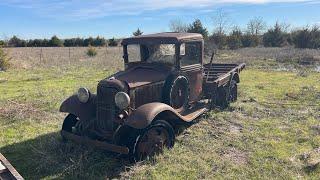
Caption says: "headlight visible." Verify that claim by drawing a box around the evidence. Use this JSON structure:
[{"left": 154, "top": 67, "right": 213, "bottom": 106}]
[
  {"left": 115, "top": 92, "right": 130, "bottom": 110},
  {"left": 77, "top": 87, "right": 90, "bottom": 103}
]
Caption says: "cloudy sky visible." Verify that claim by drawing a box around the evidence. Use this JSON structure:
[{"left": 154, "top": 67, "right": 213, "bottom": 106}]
[{"left": 0, "top": 0, "right": 319, "bottom": 39}]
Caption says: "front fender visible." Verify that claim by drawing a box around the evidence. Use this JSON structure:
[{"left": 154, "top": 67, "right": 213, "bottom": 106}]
[
  {"left": 125, "top": 102, "right": 186, "bottom": 129},
  {"left": 60, "top": 94, "right": 96, "bottom": 121}
]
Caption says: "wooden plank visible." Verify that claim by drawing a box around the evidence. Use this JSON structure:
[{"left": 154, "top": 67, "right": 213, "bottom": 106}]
[{"left": 0, "top": 153, "right": 24, "bottom": 180}]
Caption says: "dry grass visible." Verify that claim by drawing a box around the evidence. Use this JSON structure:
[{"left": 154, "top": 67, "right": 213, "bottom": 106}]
[
  {"left": 211, "top": 47, "right": 320, "bottom": 71},
  {"left": 4, "top": 47, "right": 123, "bottom": 70}
]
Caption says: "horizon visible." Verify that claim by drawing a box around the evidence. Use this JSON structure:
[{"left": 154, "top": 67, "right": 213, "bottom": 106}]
[{"left": 1, "top": 0, "right": 319, "bottom": 40}]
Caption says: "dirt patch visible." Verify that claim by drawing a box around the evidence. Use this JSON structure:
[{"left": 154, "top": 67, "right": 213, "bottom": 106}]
[
  {"left": 222, "top": 147, "right": 248, "bottom": 165},
  {"left": 229, "top": 123, "right": 243, "bottom": 134},
  {"left": 0, "top": 78, "right": 7, "bottom": 83},
  {"left": 301, "top": 148, "right": 320, "bottom": 173},
  {"left": 0, "top": 100, "right": 47, "bottom": 121}
]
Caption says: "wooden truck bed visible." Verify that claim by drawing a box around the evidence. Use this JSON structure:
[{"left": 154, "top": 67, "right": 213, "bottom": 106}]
[
  {"left": 203, "top": 63, "right": 246, "bottom": 85},
  {"left": 202, "top": 63, "right": 246, "bottom": 100}
]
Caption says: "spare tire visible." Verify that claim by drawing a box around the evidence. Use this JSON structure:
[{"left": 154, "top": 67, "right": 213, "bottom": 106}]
[{"left": 163, "top": 75, "right": 189, "bottom": 111}]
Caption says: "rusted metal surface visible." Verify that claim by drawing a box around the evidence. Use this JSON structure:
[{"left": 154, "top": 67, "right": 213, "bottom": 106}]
[
  {"left": 60, "top": 94, "right": 96, "bottom": 122},
  {"left": 135, "top": 125, "right": 169, "bottom": 159},
  {"left": 96, "top": 78, "right": 128, "bottom": 132},
  {"left": 121, "top": 32, "right": 203, "bottom": 45},
  {"left": 203, "top": 63, "right": 245, "bottom": 85},
  {"left": 114, "top": 64, "right": 170, "bottom": 88},
  {"left": 61, "top": 131, "right": 129, "bottom": 154},
  {"left": 59, "top": 32, "right": 246, "bottom": 157},
  {"left": 0, "top": 153, "right": 24, "bottom": 180},
  {"left": 131, "top": 81, "right": 164, "bottom": 108},
  {"left": 180, "top": 64, "right": 203, "bottom": 102},
  {"left": 124, "top": 102, "right": 208, "bottom": 129}
]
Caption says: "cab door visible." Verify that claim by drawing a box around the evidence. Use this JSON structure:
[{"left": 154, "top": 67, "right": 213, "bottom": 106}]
[{"left": 179, "top": 42, "right": 203, "bottom": 103}]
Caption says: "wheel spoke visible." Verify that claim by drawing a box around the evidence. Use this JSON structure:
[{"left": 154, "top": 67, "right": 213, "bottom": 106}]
[{"left": 136, "top": 126, "right": 170, "bottom": 159}]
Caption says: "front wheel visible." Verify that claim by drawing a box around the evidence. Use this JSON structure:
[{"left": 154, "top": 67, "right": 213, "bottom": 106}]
[
  {"left": 133, "top": 120, "right": 175, "bottom": 161},
  {"left": 61, "top": 114, "right": 78, "bottom": 141}
]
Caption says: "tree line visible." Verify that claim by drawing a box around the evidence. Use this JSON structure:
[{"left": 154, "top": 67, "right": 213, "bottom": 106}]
[
  {"left": 1, "top": 16, "right": 319, "bottom": 50},
  {"left": 169, "top": 14, "right": 320, "bottom": 50},
  {"left": 0, "top": 36, "right": 119, "bottom": 48},
  {"left": 0, "top": 29, "right": 145, "bottom": 48}
]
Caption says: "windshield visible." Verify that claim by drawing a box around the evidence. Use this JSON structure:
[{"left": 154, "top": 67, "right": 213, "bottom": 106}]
[{"left": 126, "top": 44, "right": 176, "bottom": 65}]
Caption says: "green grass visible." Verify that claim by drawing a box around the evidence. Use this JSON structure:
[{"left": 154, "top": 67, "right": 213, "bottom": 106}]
[{"left": 0, "top": 65, "right": 319, "bottom": 179}]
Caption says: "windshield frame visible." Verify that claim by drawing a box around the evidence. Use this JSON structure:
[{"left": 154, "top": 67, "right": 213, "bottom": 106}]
[{"left": 123, "top": 43, "right": 180, "bottom": 69}]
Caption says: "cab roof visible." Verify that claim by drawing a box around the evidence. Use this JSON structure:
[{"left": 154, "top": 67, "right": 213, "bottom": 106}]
[{"left": 121, "top": 32, "right": 203, "bottom": 45}]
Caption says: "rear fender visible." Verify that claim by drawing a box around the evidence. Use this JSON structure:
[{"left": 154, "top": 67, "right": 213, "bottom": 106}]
[
  {"left": 124, "top": 102, "right": 184, "bottom": 129},
  {"left": 59, "top": 94, "right": 96, "bottom": 121}
]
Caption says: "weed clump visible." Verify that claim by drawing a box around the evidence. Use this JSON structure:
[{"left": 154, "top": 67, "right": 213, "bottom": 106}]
[
  {"left": 0, "top": 48, "right": 10, "bottom": 71},
  {"left": 86, "top": 46, "right": 97, "bottom": 57}
]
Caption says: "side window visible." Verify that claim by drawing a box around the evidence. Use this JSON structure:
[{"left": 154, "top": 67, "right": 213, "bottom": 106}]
[
  {"left": 127, "top": 44, "right": 141, "bottom": 62},
  {"left": 180, "top": 42, "right": 201, "bottom": 66}
]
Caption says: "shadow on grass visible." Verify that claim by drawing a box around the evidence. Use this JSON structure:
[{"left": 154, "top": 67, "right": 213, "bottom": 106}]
[{"left": 0, "top": 132, "right": 131, "bottom": 179}]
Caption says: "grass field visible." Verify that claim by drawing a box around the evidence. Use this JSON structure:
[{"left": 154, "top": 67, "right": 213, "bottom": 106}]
[{"left": 0, "top": 47, "right": 320, "bottom": 179}]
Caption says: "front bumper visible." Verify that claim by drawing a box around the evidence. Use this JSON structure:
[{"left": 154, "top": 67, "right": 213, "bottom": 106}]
[{"left": 61, "top": 130, "right": 129, "bottom": 154}]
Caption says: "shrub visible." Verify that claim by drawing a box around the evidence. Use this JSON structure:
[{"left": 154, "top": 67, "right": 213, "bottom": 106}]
[
  {"left": 292, "top": 26, "right": 320, "bottom": 49},
  {"left": 263, "top": 23, "right": 287, "bottom": 47},
  {"left": 0, "top": 48, "right": 11, "bottom": 71},
  {"left": 8, "top": 36, "right": 26, "bottom": 47},
  {"left": 0, "top": 40, "right": 5, "bottom": 46},
  {"left": 49, "top": 35, "right": 63, "bottom": 47},
  {"left": 227, "top": 27, "right": 242, "bottom": 49},
  {"left": 86, "top": 46, "right": 97, "bottom": 57},
  {"left": 241, "top": 33, "right": 259, "bottom": 47},
  {"left": 108, "top": 38, "right": 118, "bottom": 47},
  {"left": 84, "top": 37, "right": 94, "bottom": 47},
  {"left": 92, "top": 36, "right": 106, "bottom": 47},
  {"left": 210, "top": 33, "right": 227, "bottom": 49}
]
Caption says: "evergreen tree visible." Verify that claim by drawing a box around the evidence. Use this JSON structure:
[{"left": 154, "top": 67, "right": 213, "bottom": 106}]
[
  {"left": 49, "top": 35, "right": 63, "bottom": 47},
  {"left": 187, "top": 19, "right": 208, "bottom": 39},
  {"left": 133, "top": 28, "right": 143, "bottom": 36},
  {"left": 108, "top": 38, "right": 118, "bottom": 46},
  {"left": 263, "top": 23, "right": 286, "bottom": 47},
  {"left": 227, "top": 27, "right": 243, "bottom": 49}
]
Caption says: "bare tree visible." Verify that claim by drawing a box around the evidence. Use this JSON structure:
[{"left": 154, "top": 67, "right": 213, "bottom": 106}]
[
  {"left": 169, "top": 19, "right": 188, "bottom": 32},
  {"left": 212, "top": 9, "right": 230, "bottom": 35},
  {"left": 279, "top": 21, "right": 291, "bottom": 33},
  {"left": 247, "top": 17, "right": 266, "bottom": 36}
]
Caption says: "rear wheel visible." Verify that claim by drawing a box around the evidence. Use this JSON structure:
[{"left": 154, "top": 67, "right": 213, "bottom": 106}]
[
  {"left": 228, "top": 80, "right": 238, "bottom": 102},
  {"left": 216, "top": 86, "right": 228, "bottom": 109},
  {"left": 133, "top": 120, "right": 175, "bottom": 161}
]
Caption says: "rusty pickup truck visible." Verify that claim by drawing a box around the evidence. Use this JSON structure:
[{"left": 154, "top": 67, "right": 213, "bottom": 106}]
[{"left": 59, "top": 32, "right": 245, "bottom": 160}]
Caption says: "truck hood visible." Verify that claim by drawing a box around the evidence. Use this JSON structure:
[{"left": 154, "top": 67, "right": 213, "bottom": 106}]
[{"left": 113, "top": 65, "right": 171, "bottom": 88}]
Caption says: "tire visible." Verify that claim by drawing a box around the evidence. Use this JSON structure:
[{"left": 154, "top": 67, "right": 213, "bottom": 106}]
[
  {"left": 132, "top": 120, "right": 175, "bottom": 161},
  {"left": 228, "top": 80, "right": 238, "bottom": 102},
  {"left": 62, "top": 114, "right": 78, "bottom": 132},
  {"left": 216, "top": 86, "right": 228, "bottom": 109},
  {"left": 61, "top": 114, "right": 78, "bottom": 141},
  {"left": 163, "top": 75, "right": 189, "bottom": 111}
]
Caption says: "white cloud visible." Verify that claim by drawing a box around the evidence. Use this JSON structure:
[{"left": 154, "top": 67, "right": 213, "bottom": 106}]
[{"left": 0, "top": 0, "right": 316, "bottom": 19}]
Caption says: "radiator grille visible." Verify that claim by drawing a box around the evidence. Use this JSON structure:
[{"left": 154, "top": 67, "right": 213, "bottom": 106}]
[{"left": 96, "top": 86, "right": 118, "bottom": 132}]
